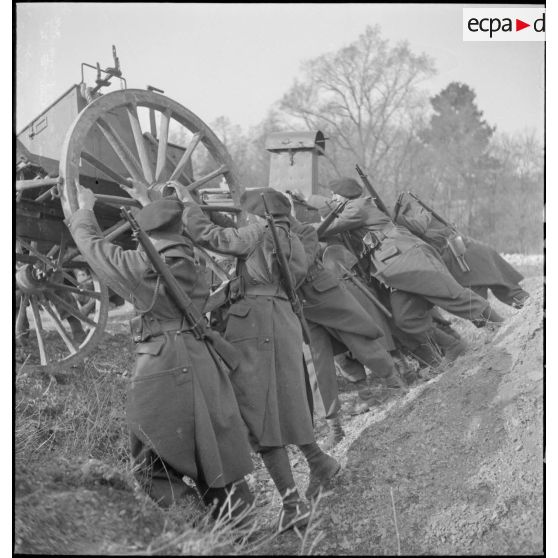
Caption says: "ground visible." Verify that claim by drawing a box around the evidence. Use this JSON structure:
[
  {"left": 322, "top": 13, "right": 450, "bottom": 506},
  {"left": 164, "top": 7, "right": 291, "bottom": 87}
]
[{"left": 14, "top": 263, "right": 543, "bottom": 555}]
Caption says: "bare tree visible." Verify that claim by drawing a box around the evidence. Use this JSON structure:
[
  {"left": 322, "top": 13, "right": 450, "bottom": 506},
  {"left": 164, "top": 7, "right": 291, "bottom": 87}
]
[{"left": 280, "top": 25, "right": 435, "bottom": 192}]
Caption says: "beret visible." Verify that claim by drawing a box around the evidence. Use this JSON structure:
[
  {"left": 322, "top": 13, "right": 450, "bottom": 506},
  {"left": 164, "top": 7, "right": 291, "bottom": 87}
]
[
  {"left": 135, "top": 198, "right": 184, "bottom": 233},
  {"left": 328, "top": 177, "right": 363, "bottom": 199},
  {"left": 240, "top": 187, "right": 291, "bottom": 217}
]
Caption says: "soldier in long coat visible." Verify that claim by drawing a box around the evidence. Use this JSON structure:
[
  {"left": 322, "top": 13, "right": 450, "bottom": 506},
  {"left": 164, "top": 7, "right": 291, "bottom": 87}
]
[
  {"left": 294, "top": 225, "right": 408, "bottom": 448},
  {"left": 320, "top": 177, "right": 505, "bottom": 367},
  {"left": 64, "top": 187, "right": 254, "bottom": 520},
  {"left": 394, "top": 192, "right": 529, "bottom": 308},
  {"left": 180, "top": 187, "right": 340, "bottom": 531}
]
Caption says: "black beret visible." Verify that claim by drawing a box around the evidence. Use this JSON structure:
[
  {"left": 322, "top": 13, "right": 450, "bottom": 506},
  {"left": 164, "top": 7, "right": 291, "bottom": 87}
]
[
  {"left": 328, "top": 177, "right": 363, "bottom": 199},
  {"left": 135, "top": 199, "right": 184, "bottom": 233},
  {"left": 240, "top": 187, "right": 291, "bottom": 217}
]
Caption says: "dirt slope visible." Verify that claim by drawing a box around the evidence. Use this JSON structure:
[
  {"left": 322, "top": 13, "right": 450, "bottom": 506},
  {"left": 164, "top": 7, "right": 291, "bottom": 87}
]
[{"left": 269, "top": 276, "right": 543, "bottom": 555}]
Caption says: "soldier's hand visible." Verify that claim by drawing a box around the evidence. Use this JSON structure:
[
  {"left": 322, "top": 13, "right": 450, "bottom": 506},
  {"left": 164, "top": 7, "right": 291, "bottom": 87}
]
[
  {"left": 120, "top": 178, "right": 151, "bottom": 207},
  {"left": 76, "top": 182, "right": 96, "bottom": 211},
  {"left": 164, "top": 181, "right": 194, "bottom": 203}
]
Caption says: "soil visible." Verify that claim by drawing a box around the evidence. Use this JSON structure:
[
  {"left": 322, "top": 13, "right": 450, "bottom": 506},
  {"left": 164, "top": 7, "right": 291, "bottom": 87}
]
[{"left": 14, "top": 273, "right": 544, "bottom": 555}]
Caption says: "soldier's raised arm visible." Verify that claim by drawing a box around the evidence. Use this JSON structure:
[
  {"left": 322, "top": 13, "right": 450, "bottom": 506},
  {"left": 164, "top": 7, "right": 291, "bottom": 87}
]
[
  {"left": 65, "top": 184, "right": 149, "bottom": 300},
  {"left": 181, "top": 201, "right": 264, "bottom": 256}
]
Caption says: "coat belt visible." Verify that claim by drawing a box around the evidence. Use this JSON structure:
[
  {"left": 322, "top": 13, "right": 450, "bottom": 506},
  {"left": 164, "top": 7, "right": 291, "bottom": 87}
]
[{"left": 244, "top": 285, "right": 288, "bottom": 299}]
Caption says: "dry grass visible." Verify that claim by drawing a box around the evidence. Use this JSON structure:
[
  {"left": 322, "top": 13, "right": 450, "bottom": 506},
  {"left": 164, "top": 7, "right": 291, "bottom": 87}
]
[{"left": 14, "top": 331, "right": 328, "bottom": 555}]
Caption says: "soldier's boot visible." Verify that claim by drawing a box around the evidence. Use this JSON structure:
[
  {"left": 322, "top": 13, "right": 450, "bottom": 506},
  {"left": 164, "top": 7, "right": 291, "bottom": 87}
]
[
  {"left": 198, "top": 479, "right": 254, "bottom": 525},
  {"left": 511, "top": 291, "right": 530, "bottom": 309},
  {"left": 392, "top": 351, "right": 420, "bottom": 385},
  {"left": 67, "top": 316, "right": 87, "bottom": 344},
  {"left": 411, "top": 342, "right": 443, "bottom": 369},
  {"left": 260, "top": 447, "right": 309, "bottom": 532},
  {"left": 323, "top": 416, "right": 345, "bottom": 450},
  {"left": 472, "top": 306, "right": 505, "bottom": 329},
  {"left": 431, "top": 327, "right": 468, "bottom": 362},
  {"left": 298, "top": 442, "right": 341, "bottom": 501},
  {"left": 381, "top": 367, "right": 409, "bottom": 394},
  {"left": 335, "top": 352, "right": 367, "bottom": 383},
  {"left": 279, "top": 489, "right": 310, "bottom": 532}
]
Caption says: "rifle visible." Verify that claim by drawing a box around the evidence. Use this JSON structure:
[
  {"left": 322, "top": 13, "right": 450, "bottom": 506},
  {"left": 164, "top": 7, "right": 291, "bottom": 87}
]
[
  {"left": 408, "top": 192, "right": 470, "bottom": 273},
  {"left": 355, "top": 164, "right": 390, "bottom": 216},
  {"left": 338, "top": 263, "right": 392, "bottom": 318},
  {"left": 316, "top": 199, "right": 348, "bottom": 238},
  {"left": 260, "top": 194, "right": 312, "bottom": 344},
  {"left": 120, "top": 207, "right": 241, "bottom": 370}
]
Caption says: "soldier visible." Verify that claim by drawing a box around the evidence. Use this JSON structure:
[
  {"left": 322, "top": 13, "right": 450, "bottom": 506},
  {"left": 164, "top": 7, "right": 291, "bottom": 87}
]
[
  {"left": 319, "top": 177, "right": 505, "bottom": 367},
  {"left": 299, "top": 247, "right": 409, "bottom": 448},
  {"left": 285, "top": 199, "right": 409, "bottom": 445},
  {"left": 178, "top": 186, "right": 340, "bottom": 532},
  {"left": 63, "top": 185, "right": 255, "bottom": 523},
  {"left": 394, "top": 191, "right": 529, "bottom": 309}
]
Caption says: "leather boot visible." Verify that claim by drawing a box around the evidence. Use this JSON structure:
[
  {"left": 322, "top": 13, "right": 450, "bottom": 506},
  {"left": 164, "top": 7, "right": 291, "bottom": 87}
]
[
  {"left": 392, "top": 352, "right": 419, "bottom": 385},
  {"left": 260, "top": 447, "right": 309, "bottom": 532},
  {"left": 323, "top": 416, "right": 345, "bottom": 450},
  {"left": 381, "top": 367, "right": 409, "bottom": 393},
  {"left": 512, "top": 292, "right": 530, "bottom": 309},
  {"left": 411, "top": 342, "right": 443, "bottom": 369},
  {"left": 279, "top": 488, "right": 310, "bottom": 532},
  {"left": 298, "top": 442, "right": 341, "bottom": 500},
  {"left": 334, "top": 352, "right": 367, "bottom": 383},
  {"left": 431, "top": 327, "right": 468, "bottom": 362},
  {"left": 472, "top": 306, "right": 505, "bottom": 328}
]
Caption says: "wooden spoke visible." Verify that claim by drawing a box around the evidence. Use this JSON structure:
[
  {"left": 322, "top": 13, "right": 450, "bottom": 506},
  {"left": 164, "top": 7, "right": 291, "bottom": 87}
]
[
  {"left": 16, "top": 295, "right": 30, "bottom": 337},
  {"left": 145, "top": 132, "right": 192, "bottom": 184},
  {"left": 29, "top": 296, "right": 48, "bottom": 365},
  {"left": 186, "top": 165, "right": 227, "bottom": 192},
  {"left": 46, "top": 292, "right": 97, "bottom": 327},
  {"left": 155, "top": 109, "right": 171, "bottom": 180},
  {"left": 169, "top": 132, "right": 203, "bottom": 182},
  {"left": 81, "top": 151, "right": 129, "bottom": 185},
  {"left": 16, "top": 178, "right": 60, "bottom": 191},
  {"left": 126, "top": 103, "right": 154, "bottom": 183},
  {"left": 44, "top": 282, "right": 102, "bottom": 300},
  {"left": 56, "top": 233, "right": 68, "bottom": 269},
  {"left": 148, "top": 108, "right": 157, "bottom": 137},
  {"left": 94, "top": 193, "right": 141, "bottom": 208},
  {"left": 17, "top": 239, "right": 79, "bottom": 287},
  {"left": 40, "top": 299, "right": 78, "bottom": 354},
  {"left": 96, "top": 118, "right": 146, "bottom": 184}
]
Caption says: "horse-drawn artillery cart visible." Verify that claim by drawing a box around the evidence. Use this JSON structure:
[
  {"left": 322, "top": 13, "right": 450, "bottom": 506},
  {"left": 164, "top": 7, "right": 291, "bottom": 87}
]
[{"left": 15, "top": 48, "right": 245, "bottom": 371}]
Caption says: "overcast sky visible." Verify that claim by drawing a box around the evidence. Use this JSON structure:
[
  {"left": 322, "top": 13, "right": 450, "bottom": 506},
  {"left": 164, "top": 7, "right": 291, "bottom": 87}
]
[{"left": 16, "top": 3, "right": 544, "bottom": 140}]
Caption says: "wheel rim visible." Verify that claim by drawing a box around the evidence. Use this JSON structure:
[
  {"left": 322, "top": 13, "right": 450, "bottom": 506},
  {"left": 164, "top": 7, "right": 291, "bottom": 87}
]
[{"left": 58, "top": 88, "right": 244, "bottom": 218}]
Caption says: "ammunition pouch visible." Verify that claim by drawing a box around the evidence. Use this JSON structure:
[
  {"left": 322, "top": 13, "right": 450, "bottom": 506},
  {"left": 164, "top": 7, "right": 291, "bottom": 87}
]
[{"left": 228, "top": 275, "right": 245, "bottom": 303}]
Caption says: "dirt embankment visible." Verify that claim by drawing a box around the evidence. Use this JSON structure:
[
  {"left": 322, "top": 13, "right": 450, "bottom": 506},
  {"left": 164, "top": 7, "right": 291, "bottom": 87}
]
[{"left": 271, "top": 276, "right": 543, "bottom": 555}]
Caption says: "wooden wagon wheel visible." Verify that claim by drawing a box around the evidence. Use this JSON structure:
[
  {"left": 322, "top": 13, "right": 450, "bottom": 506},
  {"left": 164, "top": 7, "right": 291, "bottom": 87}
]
[
  {"left": 59, "top": 88, "right": 244, "bottom": 218},
  {"left": 16, "top": 158, "right": 111, "bottom": 372},
  {"left": 15, "top": 238, "right": 110, "bottom": 371}
]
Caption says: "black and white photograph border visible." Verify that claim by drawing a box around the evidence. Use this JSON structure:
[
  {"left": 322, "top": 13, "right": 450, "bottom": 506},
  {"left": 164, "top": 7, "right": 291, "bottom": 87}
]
[{"left": 9, "top": 1, "right": 554, "bottom": 555}]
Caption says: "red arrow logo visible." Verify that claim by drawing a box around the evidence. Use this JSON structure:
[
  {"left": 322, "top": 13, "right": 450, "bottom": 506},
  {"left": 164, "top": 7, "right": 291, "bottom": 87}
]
[{"left": 516, "top": 19, "right": 530, "bottom": 31}]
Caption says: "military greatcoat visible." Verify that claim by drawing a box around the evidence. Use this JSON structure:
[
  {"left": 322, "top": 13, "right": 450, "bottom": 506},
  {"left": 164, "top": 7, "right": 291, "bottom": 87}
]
[
  {"left": 296, "top": 225, "right": 397, "bottom": 418},
  {"left": 395, "top": 193, "right": 528, "bottom": 306},
  {"left": 67, "top": 208, "right": 253, "bottom": 489},
  {"left": 183, "top": 203, "right": 315, "bottom": 448},
  {"left": 321, "top": 197, "right": 492, "bottom": 345}
]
